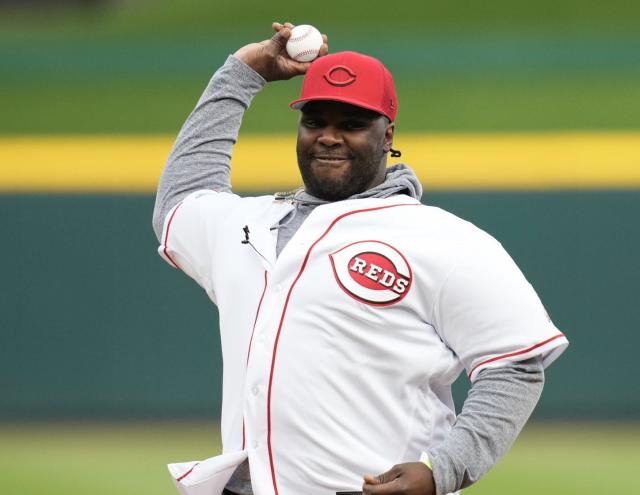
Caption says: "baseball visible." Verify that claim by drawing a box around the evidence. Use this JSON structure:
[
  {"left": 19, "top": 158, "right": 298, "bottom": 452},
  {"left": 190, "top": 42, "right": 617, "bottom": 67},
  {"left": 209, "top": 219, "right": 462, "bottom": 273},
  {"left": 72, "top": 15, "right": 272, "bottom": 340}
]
[{"left": 286, "top": 24, "right": 323, "bottom": 62}]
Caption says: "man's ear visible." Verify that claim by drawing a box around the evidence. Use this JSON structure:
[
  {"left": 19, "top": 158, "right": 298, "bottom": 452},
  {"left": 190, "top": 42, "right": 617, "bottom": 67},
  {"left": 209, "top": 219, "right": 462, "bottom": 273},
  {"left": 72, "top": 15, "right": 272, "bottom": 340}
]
[{"left": 383, "top": 121, "right": 395, "bottom": 152}]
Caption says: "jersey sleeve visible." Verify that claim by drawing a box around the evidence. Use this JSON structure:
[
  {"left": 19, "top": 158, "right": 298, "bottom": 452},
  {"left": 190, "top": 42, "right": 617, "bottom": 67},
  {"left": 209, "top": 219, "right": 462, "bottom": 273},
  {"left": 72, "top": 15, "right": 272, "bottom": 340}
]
[
  {"left": 433, "top": 234, "right": 568, "bottom": 381},
  {"left": 157, "top": 189, "right": 240, "bottom": 292}
]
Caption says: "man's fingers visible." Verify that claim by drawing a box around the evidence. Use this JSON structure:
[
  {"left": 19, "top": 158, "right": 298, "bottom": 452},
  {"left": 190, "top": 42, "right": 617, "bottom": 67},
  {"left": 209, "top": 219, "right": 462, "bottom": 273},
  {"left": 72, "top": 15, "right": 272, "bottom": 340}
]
[
  {"left": 365, "top": 462, "right": 436, "bottom": 495},
  {"left": 318, "top": 36, "right": 329, "bottom": 57},
  {"left": 376, "top": 465, "right": 402, "bottom": 484},
  {"left": 362, "top": 465, "right": 404, "bottom": 494},
  {"left": 284, "top": 59, "right": 313, "bottom": 76},
  {"left": 272, "top": 21, "right": 295, "bottom": 34},
  {"left": 270, "top": 27, "right": 292, "bottom": 50},
  {"left": 271, "top": 22, "right": 291, "bottom": 47},
  {"left": 362, "top": 478, "right": 401, "bottom": 495},
  {"left": 363, "top": 474, "right": 380, "bottom": 485}
]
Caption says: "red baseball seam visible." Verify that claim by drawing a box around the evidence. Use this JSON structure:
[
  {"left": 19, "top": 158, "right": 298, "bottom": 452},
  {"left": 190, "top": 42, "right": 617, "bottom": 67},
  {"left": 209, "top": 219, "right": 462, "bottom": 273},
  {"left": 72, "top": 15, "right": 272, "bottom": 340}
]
[
  {"left": 288, "top": 27, "right": 312, "bottom": 42},
  {"left": 468, "top": 333, "right": 566, "bottom": 378},
  {"left": 293, "top": 49, "right": 318, "bottom": 58},
  {"left": 266, "top": 202, "right": 420, "bottom": 495}
]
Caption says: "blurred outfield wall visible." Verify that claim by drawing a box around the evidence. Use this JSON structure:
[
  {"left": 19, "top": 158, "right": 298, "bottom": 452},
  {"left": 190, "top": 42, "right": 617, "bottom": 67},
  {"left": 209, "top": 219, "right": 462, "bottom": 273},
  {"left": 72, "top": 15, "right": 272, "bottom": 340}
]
[{"left": 1, "top": 0, "right": 639, "bottom": 420}]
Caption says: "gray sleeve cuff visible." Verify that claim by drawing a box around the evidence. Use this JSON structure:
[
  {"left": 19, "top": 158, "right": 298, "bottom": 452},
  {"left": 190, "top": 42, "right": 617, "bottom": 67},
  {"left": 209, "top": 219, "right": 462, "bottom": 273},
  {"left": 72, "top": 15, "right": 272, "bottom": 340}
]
[{"left": 206, "top": 55, "right": 267, "bottom": 107}]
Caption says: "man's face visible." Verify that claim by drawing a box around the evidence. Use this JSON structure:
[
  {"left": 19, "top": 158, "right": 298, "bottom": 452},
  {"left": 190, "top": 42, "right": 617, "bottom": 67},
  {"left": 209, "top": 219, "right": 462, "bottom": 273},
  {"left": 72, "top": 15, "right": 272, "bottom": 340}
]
[{"left": 296, "top": 100, "right": 394, "bottom": 201}]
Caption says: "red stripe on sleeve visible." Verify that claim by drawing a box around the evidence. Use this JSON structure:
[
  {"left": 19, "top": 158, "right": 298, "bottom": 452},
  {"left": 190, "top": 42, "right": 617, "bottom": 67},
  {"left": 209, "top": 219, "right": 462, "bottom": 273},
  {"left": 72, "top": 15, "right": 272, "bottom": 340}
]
[{"left": 468, "top": 333, "right": 566, "bottom": 378}]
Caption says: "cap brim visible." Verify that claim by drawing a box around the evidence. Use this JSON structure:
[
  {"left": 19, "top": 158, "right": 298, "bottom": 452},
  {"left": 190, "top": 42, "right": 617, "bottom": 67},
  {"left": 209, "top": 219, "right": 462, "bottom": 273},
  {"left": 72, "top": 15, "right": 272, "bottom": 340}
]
[{"left": 289, "top": 95, "right": 391, "bottom": 121}]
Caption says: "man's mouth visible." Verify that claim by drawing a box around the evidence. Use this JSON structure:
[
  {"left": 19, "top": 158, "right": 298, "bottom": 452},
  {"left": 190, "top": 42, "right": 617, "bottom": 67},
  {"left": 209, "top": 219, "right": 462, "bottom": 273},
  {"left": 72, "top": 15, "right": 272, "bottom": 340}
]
[{"left": 313, "top": 155, "right": 351, "bottom": 164}]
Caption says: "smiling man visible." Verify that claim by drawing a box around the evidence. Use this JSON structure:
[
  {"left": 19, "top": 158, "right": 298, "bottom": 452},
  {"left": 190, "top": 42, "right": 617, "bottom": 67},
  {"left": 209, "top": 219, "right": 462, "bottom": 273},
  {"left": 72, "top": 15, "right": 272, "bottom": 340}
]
[{"left": 153, "top": 23, "right": 568, "bottom": 495}]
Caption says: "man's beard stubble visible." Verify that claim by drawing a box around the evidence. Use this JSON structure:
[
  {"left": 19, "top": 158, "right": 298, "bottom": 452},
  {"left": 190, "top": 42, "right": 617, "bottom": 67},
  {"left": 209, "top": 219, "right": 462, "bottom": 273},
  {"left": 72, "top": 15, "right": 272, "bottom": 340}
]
[{"left": 296, "top": 146, "right": 386, "bottom": 201}]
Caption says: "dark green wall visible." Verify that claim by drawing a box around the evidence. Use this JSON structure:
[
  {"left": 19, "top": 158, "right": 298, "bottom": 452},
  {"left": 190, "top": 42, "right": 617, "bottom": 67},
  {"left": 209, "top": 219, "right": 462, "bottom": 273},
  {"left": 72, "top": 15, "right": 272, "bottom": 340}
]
[{"left": 1, "top": 191, "right": 638, "bottom": 420}]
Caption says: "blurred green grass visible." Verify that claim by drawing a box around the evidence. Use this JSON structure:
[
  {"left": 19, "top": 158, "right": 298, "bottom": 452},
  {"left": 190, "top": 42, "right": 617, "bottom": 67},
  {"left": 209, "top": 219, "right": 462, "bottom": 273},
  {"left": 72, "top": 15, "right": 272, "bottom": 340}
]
[
  {"left": 3, "top": 73, "right": 640, "bottom": 134},
  {"left": 1, "top": 422, "right": 638, "bottom": 494},
  {"left": 1, "top": 0, "right": 639, "bottom": 134}
]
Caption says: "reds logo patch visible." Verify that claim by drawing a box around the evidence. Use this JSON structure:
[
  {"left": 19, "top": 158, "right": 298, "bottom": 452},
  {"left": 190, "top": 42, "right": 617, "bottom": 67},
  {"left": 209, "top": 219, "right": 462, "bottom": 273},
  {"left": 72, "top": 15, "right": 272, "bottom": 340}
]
[{"left": 329, "top": 240, "right": 412, "bottom": 306}]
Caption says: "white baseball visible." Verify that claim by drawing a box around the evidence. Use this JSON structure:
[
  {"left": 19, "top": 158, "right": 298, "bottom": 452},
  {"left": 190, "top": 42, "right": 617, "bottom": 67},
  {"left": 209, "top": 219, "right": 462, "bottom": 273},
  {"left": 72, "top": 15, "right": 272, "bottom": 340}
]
[{"left": 286, "top": 24, "right": 323, "bottom": 62}]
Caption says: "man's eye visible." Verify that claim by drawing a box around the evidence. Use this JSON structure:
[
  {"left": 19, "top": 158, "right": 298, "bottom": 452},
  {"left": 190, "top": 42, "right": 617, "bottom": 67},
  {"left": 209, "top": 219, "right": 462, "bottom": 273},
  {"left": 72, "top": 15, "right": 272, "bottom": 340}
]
[
  {"left": 345, "top": 121, "right": 367, "bottom": 130},
  {"left": 304, "top": 119, "right": 321, "bottom": 128}
]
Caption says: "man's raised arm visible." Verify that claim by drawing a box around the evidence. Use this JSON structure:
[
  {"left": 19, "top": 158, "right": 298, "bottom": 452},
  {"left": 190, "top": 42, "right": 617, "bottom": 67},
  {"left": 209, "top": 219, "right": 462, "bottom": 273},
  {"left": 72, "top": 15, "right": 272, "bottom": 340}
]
[{"left": 152, "top": 22, "right": 328, "bottom": 241}]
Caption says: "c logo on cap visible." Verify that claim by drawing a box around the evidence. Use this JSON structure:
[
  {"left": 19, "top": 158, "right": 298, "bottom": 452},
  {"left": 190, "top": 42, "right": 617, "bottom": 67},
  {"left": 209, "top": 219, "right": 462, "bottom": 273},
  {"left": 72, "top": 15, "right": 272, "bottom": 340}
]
[{"left": 323, "top": 65, "right": 357, "bottom": 87}]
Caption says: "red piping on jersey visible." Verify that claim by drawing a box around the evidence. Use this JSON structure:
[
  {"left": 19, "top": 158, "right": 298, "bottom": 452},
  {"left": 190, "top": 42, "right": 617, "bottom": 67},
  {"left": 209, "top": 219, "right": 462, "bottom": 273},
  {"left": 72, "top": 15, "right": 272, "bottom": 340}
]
[
  {"left": 163, "top": 202, "right": 184, "bottom": 269},
  {"left": 242, "top": 421, "right": 245, "bottom": 452},
  {"left": 243, "top": 270, "right": 269, "bottom": 450},
  {"left": 266, "top": 202, "right": 419, "bottom": 495},
  {"left": 176, "top": 462, "right": 199, "bottom": 482},
  {"left": 468, "top": 333, "right": 566, "bottom": 379}
]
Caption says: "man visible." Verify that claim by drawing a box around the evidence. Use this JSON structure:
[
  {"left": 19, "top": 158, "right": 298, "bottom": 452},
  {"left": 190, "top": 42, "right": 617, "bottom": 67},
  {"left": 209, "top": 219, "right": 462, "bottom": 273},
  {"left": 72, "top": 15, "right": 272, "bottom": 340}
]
[{"left": 153, "top": 23, "right": 568, "bottom": 495}]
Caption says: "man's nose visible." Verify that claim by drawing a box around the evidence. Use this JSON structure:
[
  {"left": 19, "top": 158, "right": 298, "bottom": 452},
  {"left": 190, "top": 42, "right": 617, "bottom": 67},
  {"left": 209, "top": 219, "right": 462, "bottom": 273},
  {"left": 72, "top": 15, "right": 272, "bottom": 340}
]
[{"left": 317, "top": 126, "right": 343, "bottom": 146}]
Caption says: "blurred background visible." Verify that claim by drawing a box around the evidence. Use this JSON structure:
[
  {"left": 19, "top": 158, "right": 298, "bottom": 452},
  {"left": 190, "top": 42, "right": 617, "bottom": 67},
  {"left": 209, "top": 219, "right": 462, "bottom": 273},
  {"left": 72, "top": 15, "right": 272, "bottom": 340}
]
[{"left": 1, "top": 1, "right": 639, "bottom": 494}]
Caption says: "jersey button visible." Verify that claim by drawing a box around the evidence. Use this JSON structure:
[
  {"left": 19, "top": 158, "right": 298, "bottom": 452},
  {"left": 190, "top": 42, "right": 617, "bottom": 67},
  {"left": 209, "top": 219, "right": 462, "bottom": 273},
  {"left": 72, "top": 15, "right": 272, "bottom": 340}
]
[
  {"left": 252, "top": 386, "right": 260, "bottom": 396},
  {"left": 275, "top": 284, "right": 283, "bottom": 293},
  {"left": 252, "top": 440, "right": 259, "bottom": 449}
]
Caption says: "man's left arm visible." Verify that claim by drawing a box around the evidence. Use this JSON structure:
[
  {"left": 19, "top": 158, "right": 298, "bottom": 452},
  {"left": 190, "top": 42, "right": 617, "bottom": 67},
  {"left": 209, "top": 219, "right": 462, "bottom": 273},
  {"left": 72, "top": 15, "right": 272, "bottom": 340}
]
[
  {"left": 363, "top": 357, "right": 544, "bottom": 495},
  {"left": 431, "top": 356, "right": 544, "bottom": 494},
  {"left": 364, "top": 230, "right": 568, "bottom": 495}
]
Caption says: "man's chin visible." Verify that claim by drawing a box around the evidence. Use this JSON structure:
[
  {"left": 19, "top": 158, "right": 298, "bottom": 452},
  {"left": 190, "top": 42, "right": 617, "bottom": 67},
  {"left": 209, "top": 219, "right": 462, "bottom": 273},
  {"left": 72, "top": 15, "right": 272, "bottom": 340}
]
[
  {"left": 309, "top": 159, "right": 353, "bottom": 182},
  {"left": 304, "top": 168, "right": 348, "bottom": 196},
  {"left": 305, "top": 179, "right": 359, "bottom": 201},
  {"left": 299, "top": 160, "right": 366, "bottom": 200}
]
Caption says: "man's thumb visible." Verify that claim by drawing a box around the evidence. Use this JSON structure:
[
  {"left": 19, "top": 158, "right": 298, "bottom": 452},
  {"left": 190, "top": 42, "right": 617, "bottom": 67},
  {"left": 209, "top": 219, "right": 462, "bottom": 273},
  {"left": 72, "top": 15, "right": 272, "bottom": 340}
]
[
  {"left": 270, "top": 27, "right": 291, "bottom": 50},
  {"left": 375, "top": 465, "right": 402, "bottom": 484},
  {"left": 363, "top": 474, "right": 380, "bottom": 485}
]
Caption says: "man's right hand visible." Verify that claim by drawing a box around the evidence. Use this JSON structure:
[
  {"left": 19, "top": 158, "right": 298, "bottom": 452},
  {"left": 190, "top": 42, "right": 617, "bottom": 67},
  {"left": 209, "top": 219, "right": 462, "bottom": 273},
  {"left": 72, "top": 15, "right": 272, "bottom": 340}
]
[{"left": 234, "top": 22, "right": 329, "bottom": 82}]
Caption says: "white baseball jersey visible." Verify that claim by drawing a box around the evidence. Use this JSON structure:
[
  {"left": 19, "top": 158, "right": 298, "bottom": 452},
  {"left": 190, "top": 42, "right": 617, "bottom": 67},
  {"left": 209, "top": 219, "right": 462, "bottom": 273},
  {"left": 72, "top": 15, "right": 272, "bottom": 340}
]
[{"left": 159, "top": 190, "right": 568, "bottom": 495}]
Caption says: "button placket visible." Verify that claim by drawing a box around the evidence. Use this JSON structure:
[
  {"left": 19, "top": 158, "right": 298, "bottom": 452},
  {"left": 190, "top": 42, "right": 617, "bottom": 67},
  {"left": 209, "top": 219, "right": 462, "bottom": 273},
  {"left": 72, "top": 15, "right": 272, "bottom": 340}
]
[
  {"left": 243, "top": 271, "right": 296, "bottom": 469},
  {"left": 244, "top": 305, "right": 274, "bottom": 459}
]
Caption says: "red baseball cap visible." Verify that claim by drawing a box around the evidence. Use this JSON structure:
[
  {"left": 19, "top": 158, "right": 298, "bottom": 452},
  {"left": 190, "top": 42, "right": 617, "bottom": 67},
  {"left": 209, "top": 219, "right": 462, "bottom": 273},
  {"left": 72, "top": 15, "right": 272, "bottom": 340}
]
[{"left": 290, "top": 51, "right": 398, "bottom": 122}]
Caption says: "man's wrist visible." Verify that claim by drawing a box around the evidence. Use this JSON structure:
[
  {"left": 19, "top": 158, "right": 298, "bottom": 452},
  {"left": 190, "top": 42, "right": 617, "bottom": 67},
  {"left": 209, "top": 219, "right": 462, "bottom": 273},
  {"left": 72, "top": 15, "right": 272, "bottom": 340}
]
[
  {"left": 420, "top": 451, "right": 433, "bottom": 470},
  {"left": 203, "top": 55, "right": 266, "bottom": 109},
  {"left": 228, "top": 54, "right": 268, "bottom": 86}
]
